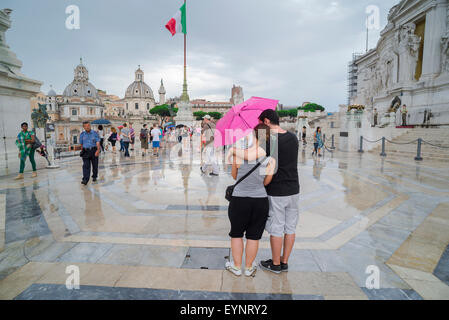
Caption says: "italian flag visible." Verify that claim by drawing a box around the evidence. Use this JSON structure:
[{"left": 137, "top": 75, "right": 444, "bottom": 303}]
[{"left": 165, "top": 3, "right": 187, "bottom": 36}]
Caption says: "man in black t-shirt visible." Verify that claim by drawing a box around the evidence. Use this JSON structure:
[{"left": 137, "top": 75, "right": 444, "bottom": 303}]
[{"left": 257, "top": 110, "right": 300, "bottom": 274}]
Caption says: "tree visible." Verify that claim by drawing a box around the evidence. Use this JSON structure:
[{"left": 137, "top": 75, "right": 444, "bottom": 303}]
[
  {"left": 31, "top": 103, "right": 50, "bottom": 145},
  {"left": 288, "top": 109, "right": 298, "bottom": 118},
  {"left": 207, "top": 112, "right": 223, "bottom": 120},
  {"left": 298, "top": 103, "right": 325, "bottom": 112},
  {"left": 193, "top": 111, "right": 207, "bottom": 120},
  {"left": 277, "top": 110, "right": 290, "bottom": 118},
  {"left": 150, "top": 104, "right": 174, "bottom": 125},
  {"left": 31, "top": 103, "right": 50, "bottom": 129}
]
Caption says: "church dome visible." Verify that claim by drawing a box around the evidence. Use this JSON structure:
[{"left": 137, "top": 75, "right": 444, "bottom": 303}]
[
  {"left": 125, "top": 67, "right": 155, "bottom": 100},
  {"left": 47, "top": 85, "right": 57, "bottom": 96},
  {"left": 63, "top": 58, "right": 100, "bottom": 99}
]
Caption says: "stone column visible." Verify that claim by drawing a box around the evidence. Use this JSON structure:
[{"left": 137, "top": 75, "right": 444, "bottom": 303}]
[{"left": 421, "top": 0, "right": 448, "bottom": 80}]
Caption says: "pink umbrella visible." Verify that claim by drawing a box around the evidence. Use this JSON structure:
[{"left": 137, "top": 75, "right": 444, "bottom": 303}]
[{"left": 214, "top": 96, "right": 279, "bottom": 147}]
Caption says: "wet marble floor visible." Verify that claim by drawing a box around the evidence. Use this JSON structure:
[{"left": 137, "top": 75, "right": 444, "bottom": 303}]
[{"left": 0, "top": 141, "right": 448, "bottom": 300}]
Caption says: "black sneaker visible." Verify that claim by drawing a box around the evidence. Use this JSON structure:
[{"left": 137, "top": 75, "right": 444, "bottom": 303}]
[
  {"left": 259, "top": 259, "right": 281, "bottom": 274},
  {"left": 209, "top": 173, "right": 219, "bottom": 177},
  {"left": 280, "top": 262, "right": 288, "bottom": 272},
  {"left": 81, "top": 180, "right": 88, "bottom": 185},
  {"left": 92, "top": 177, "right": 97, "bottom": 182}
]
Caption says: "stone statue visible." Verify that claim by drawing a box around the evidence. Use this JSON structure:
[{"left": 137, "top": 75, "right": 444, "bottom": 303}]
[
  {"left": 379, "top": 52, "right": 395, "bottom": 90},
  {"left": 388, "top": 96, "right": 402, "bottom": 113},
  {"left": 372, "top": 65, "right": 382, "bottom": 95},
  {"left": 394, "top": 23, "right": 421, "bottom": 83},
  {"left": 367, "top": 67, "right": 376, "bottom": 98},
  {"left": 440, "top": 35, "right": 449, "bottom": 74}
]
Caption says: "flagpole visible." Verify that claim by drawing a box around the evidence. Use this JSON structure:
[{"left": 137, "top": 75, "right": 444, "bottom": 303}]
[{"left": 181, "top": 0, "right": 190, "bottom": 102}]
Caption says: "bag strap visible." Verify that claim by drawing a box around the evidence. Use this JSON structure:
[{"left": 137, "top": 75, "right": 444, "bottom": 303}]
[{"left": 233, "top": 157, "right": 266, "bottom": 188}]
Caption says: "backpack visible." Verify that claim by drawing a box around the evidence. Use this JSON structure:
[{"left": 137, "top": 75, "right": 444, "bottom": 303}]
[{"left": 140, "top": 129, "right": 147, "bottom": 139}]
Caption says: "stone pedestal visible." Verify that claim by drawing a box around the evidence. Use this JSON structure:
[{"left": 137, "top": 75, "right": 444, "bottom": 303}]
[
  {"left": 174, "top": 100, "right": 195, "bottom": 128},
  {"left": 389, "top": 112, "right": 397, "bottom": 127},
  {"left": 0, "top": 9, "right": 43, "bottom": 175},
  {"left": 338, "top": 113, "right": 351, "bottom": 152}
]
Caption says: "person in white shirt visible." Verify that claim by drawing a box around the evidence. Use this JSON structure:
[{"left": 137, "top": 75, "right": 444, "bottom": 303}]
[
  {"left": 151, "top": 124, "right": 161, "bottom": 156},
  {"left": 97, "top": 125, "right": 105, "bottom": 152}
]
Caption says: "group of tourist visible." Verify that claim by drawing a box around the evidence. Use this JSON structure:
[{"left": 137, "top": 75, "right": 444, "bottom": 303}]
[
  {"left": 300, "top": 126, "right": 324, "bottom": 157},
  {"left": 13, "top": 111, "right": 302, "bottom": 279},
  {"left": 104, "top": 123, "right": 163, "bottom": 157}
]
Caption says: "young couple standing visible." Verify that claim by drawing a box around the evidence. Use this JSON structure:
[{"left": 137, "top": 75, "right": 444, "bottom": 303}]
[{"left": 226, "top": 109, "right": 300, "bottom": 277}]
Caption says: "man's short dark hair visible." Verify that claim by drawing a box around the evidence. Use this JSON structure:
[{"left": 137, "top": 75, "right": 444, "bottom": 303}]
[
  {"left": 143, "top": 124, "right": 147, "bottom": 128},
  {"left": 259, "top": 109, "right": 279, "bottom": 125},
  {"left": 82, "top": 121, "right": 90, "bottom": 125},
  {"left": 21, "top": 122, "right": 28, "bottom": 127}
]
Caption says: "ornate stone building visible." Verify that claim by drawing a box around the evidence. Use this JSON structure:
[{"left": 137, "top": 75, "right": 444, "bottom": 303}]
[
  {"left": 98, "top": 90, "right": 125, "bottom": 120},
  {"left": 124, "top": 66, "right": 156, "bottom": 118},
  {"left": 190, "top": 85, "right": 245, "bottom": 114},
  {"left": 30, "top": 91, "right": 46, "bottom": 112},
  {"left": 230, "top": 85, "right": 244, "bottom": 105},
  {"left": 191, "top": 99, "right": 233, "bottom": 113},
  {"left": 350, "top": 0, "right": 449, "bottom": 125},
  {"left": 52, "top": 59, "right": 105, "bottom": 146}
]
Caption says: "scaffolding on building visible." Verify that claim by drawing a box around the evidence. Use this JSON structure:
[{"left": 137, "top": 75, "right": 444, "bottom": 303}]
[{"left": 347, "top": 52, "right": 364, "bottom": 106}]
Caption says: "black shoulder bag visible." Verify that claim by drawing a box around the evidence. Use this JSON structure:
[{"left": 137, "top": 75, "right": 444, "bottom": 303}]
[
  {"left": 31, "top": 136, "right": 42, "bottom": 150},
  {"left": 225, "top": 157, "right": 266, "bottom": 202}
]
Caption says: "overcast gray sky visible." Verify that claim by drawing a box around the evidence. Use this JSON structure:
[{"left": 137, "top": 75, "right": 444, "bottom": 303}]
[{"left": 2, "top": 0, "right": 398, "bottom": 111}]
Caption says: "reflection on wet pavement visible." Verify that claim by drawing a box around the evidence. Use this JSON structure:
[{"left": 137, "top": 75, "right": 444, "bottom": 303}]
[{"left": 0, "top": 141, "right": 448, "bottom": 300}]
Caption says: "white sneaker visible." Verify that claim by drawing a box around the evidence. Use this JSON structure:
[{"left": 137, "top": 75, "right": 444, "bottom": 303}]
[
  {"left": 225, "top": 261, "right": 242, "bottom": 276},
  {"left": 244, "top": 266, "right": 257, "bottom": 277}
]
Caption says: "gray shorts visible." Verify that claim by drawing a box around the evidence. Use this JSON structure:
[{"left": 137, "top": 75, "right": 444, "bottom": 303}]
[{"left": 265, "top": 194, "right": 300, "bottom": 237}]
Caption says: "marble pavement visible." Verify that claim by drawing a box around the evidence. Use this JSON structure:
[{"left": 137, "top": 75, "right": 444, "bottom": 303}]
[{"left": 0, "top": 141, "right": 448, "bottom": 300}]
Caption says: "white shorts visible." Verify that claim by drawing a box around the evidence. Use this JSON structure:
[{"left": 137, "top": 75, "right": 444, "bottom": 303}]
[{"left": 265, "top": 194, "right": 300, "bottom": 237}]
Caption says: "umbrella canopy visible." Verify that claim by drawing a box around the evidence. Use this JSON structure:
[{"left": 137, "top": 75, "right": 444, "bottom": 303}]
[
  {"left": 91, "top": 119, "right": 111, "bottom": 125},
  {"left": 214, "top": 96, "right": 278, "bottom": 147},
  {"left": 164, "top": 122, "right": 173, "bottom": 127}
]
